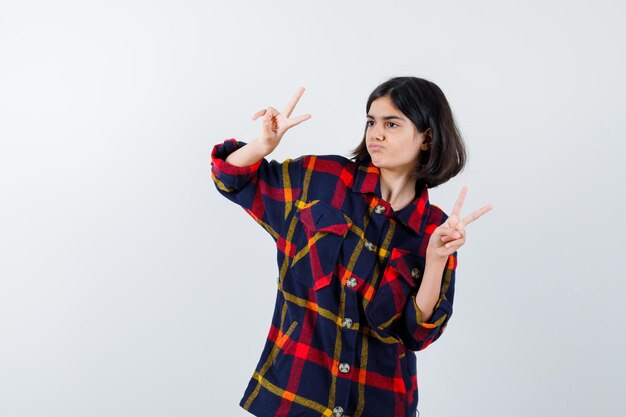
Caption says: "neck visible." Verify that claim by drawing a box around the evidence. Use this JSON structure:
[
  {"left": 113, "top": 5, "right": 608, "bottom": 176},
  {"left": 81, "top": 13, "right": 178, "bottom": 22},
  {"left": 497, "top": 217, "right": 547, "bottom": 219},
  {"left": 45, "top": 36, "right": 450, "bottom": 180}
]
[{"left": 379, "top": 166, "right": 417, "bottom": 211}]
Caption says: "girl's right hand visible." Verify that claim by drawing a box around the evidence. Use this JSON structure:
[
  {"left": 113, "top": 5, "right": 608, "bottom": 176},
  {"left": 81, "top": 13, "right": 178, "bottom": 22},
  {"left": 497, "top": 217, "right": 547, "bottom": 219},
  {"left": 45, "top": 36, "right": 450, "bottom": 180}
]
[{"left": 251, "top": 87, "right": 312, "bottom": 153}]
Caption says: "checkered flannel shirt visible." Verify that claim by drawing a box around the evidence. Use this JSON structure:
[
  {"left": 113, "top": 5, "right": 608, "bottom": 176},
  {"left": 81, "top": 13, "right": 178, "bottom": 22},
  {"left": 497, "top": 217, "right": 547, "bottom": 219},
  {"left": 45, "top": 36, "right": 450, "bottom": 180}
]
[{"left": 210, "top": 138, "right": 457, "bottom": 417}]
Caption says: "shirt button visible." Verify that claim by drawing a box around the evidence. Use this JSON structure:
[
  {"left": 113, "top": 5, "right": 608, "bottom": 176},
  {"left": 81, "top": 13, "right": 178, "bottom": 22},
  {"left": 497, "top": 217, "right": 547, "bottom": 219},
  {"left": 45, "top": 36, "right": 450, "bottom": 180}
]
[
  {"left": 341, "top": 318, "right": 353, "bottom": 328},
  {"left": 364, "top": 241, "right": 375, "bottom": 251},
  {"left": 346, "top": 277, "right": 357, "bottom": 288},
  {"left": 374, "top": 204, "right": 386, "bottom": 214},
  {"left": 332, "top": 406, "right": 344, "bottom": 416},
  {"left": 339, "top": 363, "right": 350, "bottom": 373},
  {"left": 411, "top": 267, "right": 421, "bottom": 279}
]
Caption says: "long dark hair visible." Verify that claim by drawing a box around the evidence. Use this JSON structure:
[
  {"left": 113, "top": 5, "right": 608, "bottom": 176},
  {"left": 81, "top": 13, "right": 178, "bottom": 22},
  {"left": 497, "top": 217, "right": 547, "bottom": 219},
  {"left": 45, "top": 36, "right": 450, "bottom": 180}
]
[{"left": 349, "top": 76, "right": 467, "bottom": 189}]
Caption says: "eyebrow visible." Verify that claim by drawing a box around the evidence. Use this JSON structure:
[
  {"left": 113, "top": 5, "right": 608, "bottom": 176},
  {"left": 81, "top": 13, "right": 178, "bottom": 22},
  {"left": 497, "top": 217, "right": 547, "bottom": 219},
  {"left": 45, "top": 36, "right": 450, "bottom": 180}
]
[{"left": 366, "top": 114, "right": 406, "bottom": 121}]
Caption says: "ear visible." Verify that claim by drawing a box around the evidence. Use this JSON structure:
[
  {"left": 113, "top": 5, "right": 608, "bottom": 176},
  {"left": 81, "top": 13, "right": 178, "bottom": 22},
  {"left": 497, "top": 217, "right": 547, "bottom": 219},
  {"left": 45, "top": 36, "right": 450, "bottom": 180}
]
[{"left": 421, "top": 128, "right": 432, "bottom": 151}]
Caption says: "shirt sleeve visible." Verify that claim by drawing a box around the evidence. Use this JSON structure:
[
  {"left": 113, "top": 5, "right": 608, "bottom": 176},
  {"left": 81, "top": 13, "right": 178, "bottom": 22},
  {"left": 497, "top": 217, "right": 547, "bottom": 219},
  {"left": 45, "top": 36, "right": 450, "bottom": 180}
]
[
  {"left": 210, "top": 138, "right": 306, "bottom": 241},
  {"left": 400, "top": 249, "right": 457, "bottom": 352}
]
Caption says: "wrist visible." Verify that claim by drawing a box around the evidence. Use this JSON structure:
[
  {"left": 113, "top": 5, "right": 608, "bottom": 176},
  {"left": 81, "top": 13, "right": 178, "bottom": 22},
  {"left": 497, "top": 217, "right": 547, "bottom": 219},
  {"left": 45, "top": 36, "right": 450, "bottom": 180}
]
[
  {"left": 426, "top": 248, "right": 449, "bottom": 266},
  {"left": 251, "top": 137, "right": 276, "bottom": 157}
]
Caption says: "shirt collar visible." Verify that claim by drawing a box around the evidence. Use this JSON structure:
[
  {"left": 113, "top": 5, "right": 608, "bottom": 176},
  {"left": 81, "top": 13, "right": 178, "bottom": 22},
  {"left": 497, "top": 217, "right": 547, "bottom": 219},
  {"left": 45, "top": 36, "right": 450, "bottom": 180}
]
[{"left": 351, "top": 160, "right": 431, "bottom": 237}]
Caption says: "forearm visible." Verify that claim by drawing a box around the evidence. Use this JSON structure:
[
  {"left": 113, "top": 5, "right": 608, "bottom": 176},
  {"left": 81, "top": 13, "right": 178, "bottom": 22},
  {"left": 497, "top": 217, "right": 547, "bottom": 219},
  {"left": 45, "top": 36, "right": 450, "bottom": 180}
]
[
  {"left": 225, "top": 137, "right": 272, "bottom": 167},
  {"left": 414, "top": 255, "right": 448, "bottom": 323}
]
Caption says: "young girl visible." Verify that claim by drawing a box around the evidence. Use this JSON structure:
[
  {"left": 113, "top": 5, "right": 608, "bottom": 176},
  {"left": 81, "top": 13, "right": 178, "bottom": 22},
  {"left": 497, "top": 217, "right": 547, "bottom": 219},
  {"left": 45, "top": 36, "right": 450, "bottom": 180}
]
[{"left": 211, "top": 76, "right": 492, "bottom": 417}]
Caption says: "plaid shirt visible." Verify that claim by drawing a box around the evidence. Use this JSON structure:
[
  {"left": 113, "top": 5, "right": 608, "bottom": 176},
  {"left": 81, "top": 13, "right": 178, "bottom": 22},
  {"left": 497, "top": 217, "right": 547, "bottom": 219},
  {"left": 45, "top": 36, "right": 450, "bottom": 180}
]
[{"left": 210, "top": 138, "right": 457, "bottom": 417}]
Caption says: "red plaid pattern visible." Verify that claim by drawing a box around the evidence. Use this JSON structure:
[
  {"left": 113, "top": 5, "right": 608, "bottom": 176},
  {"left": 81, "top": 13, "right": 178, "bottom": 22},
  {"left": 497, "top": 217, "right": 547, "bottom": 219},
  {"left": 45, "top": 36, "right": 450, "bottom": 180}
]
[{"left": 211, "top": 138, "right": 457, "bottom": 417}]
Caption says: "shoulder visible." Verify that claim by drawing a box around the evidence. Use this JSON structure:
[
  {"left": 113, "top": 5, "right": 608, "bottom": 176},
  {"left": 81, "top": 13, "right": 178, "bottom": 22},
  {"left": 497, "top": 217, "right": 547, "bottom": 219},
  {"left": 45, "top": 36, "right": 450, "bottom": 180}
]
[
  {"left": 295, "top": 154, "right": 360, "bottom": 199},
  {"left": 303, "top": 153, "right": 354, "bottom": 165},
  {"left": 428, "top": 202, "right": 450, "bottom": 226},
  {"left": 300, "top": 154, "right": 358, "bottom": 174}
]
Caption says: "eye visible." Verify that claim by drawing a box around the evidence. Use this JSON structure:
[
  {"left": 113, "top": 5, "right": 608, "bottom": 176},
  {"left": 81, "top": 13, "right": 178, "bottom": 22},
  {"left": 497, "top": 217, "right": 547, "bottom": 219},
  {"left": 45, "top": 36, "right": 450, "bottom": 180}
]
[{"left": 366, "top": 120, "right": 398, "bottom": 128}]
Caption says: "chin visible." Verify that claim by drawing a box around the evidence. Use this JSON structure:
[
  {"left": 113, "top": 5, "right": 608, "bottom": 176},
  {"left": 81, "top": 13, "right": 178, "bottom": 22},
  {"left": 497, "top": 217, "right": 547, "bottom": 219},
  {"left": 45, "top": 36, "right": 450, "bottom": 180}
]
[{"left": 369, "top": 155, "right": 384, "bottom": 167}]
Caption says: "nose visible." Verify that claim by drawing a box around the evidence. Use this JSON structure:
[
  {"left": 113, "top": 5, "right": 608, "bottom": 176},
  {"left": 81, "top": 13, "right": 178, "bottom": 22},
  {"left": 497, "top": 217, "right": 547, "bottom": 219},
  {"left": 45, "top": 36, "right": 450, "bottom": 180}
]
[{"left": 370, "top": 122, "right": 384, "bottom": 141}]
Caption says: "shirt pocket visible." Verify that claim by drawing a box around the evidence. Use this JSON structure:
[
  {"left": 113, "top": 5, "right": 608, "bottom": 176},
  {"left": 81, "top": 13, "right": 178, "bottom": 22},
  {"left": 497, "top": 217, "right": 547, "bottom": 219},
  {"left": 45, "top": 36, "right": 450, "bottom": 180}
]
[
  {"left": 366, "top": 247, "right": 424, "bottom": 332},
  {"left": 288, "top": 200, "right": 352, "bottom": 291}
]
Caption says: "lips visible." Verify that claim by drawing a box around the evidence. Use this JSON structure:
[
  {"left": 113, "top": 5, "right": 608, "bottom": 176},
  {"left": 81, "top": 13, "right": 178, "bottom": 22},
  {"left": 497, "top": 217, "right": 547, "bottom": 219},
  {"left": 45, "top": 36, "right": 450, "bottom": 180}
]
[{"left": 369, "top": 144, "right": 384, "bottom": 150}]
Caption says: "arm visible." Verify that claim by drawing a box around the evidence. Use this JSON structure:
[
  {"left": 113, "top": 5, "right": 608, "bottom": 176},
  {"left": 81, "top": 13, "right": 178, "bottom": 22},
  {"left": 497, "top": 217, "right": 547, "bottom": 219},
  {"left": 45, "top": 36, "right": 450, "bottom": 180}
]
[
  {"left": 400, "top": 186, "right": 490, "bottom": 351},
  {"left": 415, "top": 255, "right": 448, "bottom": 323},
  {"left": 364, "top": 239, "right": 457, "bottom": 352},
  {"left": 401, "top": 250, "right": 457, "bottom": 352},
  {"left": 224, "top": 136, "right": 272, "bottom": 168},
  {"left": 211, "top": 88, "right": 313, "bottom": 241},
  {"left": 210, "top": 138, "right": 306, "bottom": 241}
]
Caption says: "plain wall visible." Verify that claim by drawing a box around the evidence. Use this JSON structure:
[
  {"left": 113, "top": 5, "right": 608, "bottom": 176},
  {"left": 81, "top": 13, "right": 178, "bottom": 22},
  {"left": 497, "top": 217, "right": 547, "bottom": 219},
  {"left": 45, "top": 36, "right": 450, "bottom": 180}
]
[{"left": 1, "top": 0, "right": 624, "bottom": 416}]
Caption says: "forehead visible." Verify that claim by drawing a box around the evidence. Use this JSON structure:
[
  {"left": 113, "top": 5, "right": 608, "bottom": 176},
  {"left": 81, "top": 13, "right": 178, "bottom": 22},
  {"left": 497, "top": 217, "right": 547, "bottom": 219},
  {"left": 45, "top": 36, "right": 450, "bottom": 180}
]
[{"left": 366, "top": 96, "right": 407, "bottom": 120}]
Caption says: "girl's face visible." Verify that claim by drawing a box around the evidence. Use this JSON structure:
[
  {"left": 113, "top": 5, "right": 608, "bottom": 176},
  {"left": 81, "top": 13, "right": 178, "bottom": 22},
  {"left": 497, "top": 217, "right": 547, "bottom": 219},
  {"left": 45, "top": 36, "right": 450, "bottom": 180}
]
[{"left": 365, "top": 96, "right": 430, "bottom": 174}]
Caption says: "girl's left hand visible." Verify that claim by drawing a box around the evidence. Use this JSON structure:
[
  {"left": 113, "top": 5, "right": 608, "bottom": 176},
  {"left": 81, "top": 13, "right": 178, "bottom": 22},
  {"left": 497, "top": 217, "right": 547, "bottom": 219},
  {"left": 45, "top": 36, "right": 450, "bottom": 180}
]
[{"left": 426, "top": 186, "right": 493, "bottom": 260}]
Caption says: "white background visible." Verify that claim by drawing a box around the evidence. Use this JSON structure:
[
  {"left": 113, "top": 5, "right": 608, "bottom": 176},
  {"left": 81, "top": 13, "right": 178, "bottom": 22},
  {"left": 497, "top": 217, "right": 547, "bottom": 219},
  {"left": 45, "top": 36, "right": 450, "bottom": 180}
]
[{"left": 1, "top": 0, "right": 624, "bottom": 416}]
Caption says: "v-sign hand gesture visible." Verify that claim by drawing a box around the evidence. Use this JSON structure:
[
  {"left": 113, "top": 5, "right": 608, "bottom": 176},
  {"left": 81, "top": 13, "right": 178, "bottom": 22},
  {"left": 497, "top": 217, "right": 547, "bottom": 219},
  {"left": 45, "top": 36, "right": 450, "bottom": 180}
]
[
  {"left": 251, "top": 87, "right": 312, "bottom": 153},
  {"left": 427, "top": 186, "right": 493, "bottom": 260}
]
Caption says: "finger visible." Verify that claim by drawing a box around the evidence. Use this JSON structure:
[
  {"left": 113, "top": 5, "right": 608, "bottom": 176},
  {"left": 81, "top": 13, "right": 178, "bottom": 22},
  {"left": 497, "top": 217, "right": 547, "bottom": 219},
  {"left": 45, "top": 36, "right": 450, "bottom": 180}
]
[
  {"left": 252, "top": 109, "right": 267, "bottom": 120},
  {"left": 264, "top": 108, "right": 279, "bottom": 128},
  {"left": 439, "top": 226, "right": 462, "bottom": 242},
  {"left": 445, "top": 236, "right": 465, "bottom": 249},
  {"left": 450, "top": 186, "right": 468, "bottom": 219},
  {"left": 451, "top": 228, "right": 463, "bottom": 239},
  {"left": 286, "top": 114, "right": 312, "bottom": 129},
  {"left": 442, "top": 226, "right": 464, "bottom": 241},
  {"left": 442, "top": 230, "right": 466, "bottom": 245},
  {"left": 255, "top": 107, "right": 277, "bottom": 122},
  {"left": 462, "top": 203, "right": 493, "bottom": 226},
  {"left": 283, "top": 87, "right": 305, "bottom": 119},
  {"left": 442, "top": 214, "right": 459, "bottom": 229},
  {"left": 262, "top": 114, "right": 273, "bottom": 131},
  {"left": 452, "top": 222, "right": 465, "bottom": 235},
  {"left": 264, "top": 112, "right": 278, "bottom": 131}
]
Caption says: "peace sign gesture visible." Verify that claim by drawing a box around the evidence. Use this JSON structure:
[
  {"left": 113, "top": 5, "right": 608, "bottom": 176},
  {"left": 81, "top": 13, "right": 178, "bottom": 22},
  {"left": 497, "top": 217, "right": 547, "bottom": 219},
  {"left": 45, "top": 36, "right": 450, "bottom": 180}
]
[
  {"left": 427, "top": 186, "right": 493, "bottom": 260},
  {"left": 251, "top": 87, "right": 312, "bottom": 153}
]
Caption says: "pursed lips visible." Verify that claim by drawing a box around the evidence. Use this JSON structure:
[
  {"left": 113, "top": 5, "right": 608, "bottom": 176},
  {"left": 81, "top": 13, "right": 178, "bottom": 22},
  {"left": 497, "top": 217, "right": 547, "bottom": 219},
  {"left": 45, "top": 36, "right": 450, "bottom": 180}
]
[{"left": 369, "top": 144, "right": 384, "bottom": 150}]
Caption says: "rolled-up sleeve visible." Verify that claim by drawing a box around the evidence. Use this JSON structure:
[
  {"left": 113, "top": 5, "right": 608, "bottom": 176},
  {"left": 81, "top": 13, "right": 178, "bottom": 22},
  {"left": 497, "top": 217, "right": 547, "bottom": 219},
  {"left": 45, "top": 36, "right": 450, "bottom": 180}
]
[
  {"left": 210, "top": 138, "right": 306, "bottom": 241},
  {"left": 401, "top": 250, "right": 457, "bottom": 352}
]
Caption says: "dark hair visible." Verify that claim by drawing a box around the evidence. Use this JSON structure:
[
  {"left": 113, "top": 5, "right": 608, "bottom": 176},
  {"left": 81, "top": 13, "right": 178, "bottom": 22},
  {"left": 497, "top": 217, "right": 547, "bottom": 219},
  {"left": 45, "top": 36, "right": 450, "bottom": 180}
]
[{"left": 349, "top": 76, "right": 467, "bottom": 189}]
